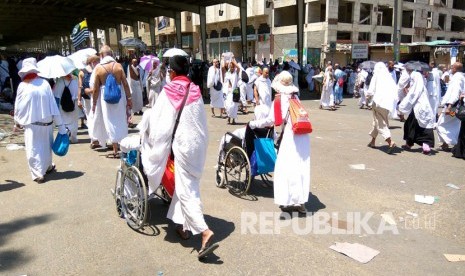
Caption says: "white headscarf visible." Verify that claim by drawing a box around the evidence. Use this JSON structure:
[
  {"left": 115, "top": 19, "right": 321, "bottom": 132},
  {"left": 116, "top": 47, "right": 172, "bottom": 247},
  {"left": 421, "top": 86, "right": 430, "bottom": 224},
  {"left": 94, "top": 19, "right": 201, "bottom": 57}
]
[{"left": 367, "top": 62, "right": 398, "bottom": 117}]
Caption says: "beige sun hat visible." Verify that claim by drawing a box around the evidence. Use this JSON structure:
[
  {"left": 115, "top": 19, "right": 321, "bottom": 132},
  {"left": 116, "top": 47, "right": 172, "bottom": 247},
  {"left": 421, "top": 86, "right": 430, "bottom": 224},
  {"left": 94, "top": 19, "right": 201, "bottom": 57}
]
[
  {"left": 271, "top": 71, "right": 299, "bottom": 94},
  {"left": 18, "top": 57, "right": 40, "bottom": 78}
]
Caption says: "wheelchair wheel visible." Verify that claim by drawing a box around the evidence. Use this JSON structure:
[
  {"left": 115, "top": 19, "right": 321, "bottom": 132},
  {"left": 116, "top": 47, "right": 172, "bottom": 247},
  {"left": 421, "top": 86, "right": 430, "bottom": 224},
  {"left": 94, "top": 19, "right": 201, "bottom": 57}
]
[
  {"left": 224, "top": 146, "right": 251, "bottom": 196},
  {"left": 121, "top": 166, "right": 148, "bottom": 230},
  {"left": 215, "top": 166, "right": 225, "bottom": 188},
  {"left": 114, "top": 169, "right": 123, "bottom": 218}
]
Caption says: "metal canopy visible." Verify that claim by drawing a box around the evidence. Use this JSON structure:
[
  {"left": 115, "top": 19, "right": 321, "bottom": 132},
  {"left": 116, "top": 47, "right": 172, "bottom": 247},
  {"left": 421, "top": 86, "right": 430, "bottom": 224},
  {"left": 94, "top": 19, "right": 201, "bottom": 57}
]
[{"left": 0, "top": 0, "right": 240, "bottom": 46}]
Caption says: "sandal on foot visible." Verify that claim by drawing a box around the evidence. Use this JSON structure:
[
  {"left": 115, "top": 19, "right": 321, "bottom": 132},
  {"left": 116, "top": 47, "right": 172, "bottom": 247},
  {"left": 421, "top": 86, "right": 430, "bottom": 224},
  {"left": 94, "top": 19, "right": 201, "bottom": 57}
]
[
  {"left": 198, "top": 242, "right": 219, "bottom": 259},
  {"left": 106, "top": 153, "right": 121, "bottom": 159},
  {"left": 367, "top": 142, "right": 376, "bottom": 148},
  {"left": 387, "top": 143, "right": 397, "bottom": 154}
]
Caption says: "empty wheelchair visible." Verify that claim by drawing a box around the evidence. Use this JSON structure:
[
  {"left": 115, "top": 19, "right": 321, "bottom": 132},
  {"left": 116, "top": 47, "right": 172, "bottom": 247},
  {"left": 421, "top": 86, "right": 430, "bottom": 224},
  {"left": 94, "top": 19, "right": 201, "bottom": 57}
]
[{"left": 216, "top": 125, "right": 276, "bottom": 196}]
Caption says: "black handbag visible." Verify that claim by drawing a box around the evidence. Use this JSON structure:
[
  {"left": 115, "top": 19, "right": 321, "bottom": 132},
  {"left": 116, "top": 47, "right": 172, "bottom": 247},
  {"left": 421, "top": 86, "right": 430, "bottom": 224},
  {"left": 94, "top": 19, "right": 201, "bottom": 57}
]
[
  {"left": 232, "top": 88, "right": 240, "bottom": 103},
  {"left": 213, "top": 81, "right": 222, "bottom": 91},
  {"left": 455, "top": 99, "right": 465, "bottom": 121}
]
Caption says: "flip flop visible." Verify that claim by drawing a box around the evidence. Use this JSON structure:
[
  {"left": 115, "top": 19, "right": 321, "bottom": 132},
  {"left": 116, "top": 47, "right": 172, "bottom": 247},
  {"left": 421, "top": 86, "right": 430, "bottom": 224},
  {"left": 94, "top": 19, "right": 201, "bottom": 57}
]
[
  {"left": 386, "top": 143, "right": 396, "bottom": 154},
  {"left": 106, "top": 153, "right": 121, "bottom": 159},
  {"left": 367, "top": 143, "right": 376, "bottom": 148},
  {"left": 198, "top": 242, "right": 219, "bottom": 259}
]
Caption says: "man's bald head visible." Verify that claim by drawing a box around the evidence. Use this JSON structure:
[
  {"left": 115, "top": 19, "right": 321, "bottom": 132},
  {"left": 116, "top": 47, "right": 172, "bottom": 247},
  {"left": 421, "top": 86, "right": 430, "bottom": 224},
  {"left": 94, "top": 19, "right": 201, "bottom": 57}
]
[
  {"left": 99, "top": 45, "right": 113, "bottom": 57},
  {"left": 452, "top": 62, "right": 463, "bottom": 73}
]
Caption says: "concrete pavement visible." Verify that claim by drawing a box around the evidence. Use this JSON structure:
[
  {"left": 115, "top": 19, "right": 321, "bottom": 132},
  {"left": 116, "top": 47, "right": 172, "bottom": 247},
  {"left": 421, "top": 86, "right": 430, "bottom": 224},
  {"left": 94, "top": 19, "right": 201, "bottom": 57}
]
[{"left": 1, "top": 95, "right": 464, "bottom": 275}]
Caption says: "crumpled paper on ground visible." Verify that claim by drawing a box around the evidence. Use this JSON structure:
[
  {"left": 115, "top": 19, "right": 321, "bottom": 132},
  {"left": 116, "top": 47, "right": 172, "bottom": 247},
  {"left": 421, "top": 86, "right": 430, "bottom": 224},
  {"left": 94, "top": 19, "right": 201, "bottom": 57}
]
[{"left": 330, "top": 242, "right": 380, "bottom": 264}]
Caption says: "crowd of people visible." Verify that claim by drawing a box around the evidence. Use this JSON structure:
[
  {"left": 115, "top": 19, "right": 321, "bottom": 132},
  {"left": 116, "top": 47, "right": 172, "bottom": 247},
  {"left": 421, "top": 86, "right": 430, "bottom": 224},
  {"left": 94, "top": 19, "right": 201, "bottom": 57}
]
[
  {"left": 324, "top": 59, "right": 465, "bottom": 157},
  {"left": 3, "top": 45, "right": 465, "bottom": 259}
]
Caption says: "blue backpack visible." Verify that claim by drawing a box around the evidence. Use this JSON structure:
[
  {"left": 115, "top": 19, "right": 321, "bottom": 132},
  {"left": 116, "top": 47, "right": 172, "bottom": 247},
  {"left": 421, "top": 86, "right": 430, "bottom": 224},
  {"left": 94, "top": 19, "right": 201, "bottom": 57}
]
[{"left": 102, "top": 62, "right": 122, "bottom": 104}]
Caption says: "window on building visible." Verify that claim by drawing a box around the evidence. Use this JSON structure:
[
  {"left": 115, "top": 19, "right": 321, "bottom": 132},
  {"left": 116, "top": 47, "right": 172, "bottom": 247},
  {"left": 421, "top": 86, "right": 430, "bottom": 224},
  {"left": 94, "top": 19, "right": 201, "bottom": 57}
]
[
  {"left": 426, "top": 36, "right": 432, "bottom": 42},
  {"left": 220, "top": 28, "right": 230, "bottom": 38},
  {"left": 451, "top": 37, "right": 460, "bottom": 42},
  {"left": 376, "top": 33, "right": 391, "bottom": 42},
  {"left": 247, "top": 25, "right": 255, "bottom": 35},
  {"left": 336, "top": 31, "right": 352, "bottom": 41},
  {"left": 210, "top": 30, "right": 219, "bottom": 39},
  {"left": 232, "top": 27, "right": 241, "bottom": 36},
  {"left": 337, "top": 31, "right": 351, "bottom": 41},
  {"left": 274, "top": 5, "right": 297, "bottom": 27},
  {"left": 453, "top": 0, "right": 465, "bottom": 10},
  {"left": 438, "top": 14, "right": 446, "bottom": 30},
  {"left": 401, "top": 35, "right": 412, "bottom": 43},
  {"left": 437, "top": 36, "right": 445, "bottom": 40},
  {"left": 402, "top": 10, "right": 414, "bottom": 28},
  {"left": 307, "top": 1, "right": 325, "bottom": 23},
  {"left": 338, "top": 1, "right": 353, "bottom": 24},
  {"left": 427, "top": 12, "right": 433, "bottom": 29},
  {"left": 360, "top": 3, "right": 372, "bottom": 25},
  {"left": 257, "top": 23, "right": 271, "bottom": 34},
  {"left": 377, "top": 5, "right": 393, "bottom": 26},
  {"left": 358, "top": 32, "right": 370, "bottom": 42},
  {"left": 440, "top": 0, "right": 447, "bottom": 6},
  {"left": 451, "top": 15, "right": 465, "bottom": 32}
]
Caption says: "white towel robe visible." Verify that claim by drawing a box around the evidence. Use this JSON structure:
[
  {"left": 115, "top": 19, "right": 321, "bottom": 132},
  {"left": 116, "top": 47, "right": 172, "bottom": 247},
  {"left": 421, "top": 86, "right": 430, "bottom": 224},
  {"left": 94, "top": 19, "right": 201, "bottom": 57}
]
[
  {"left": 127, "top": 66, "right": 144, "bottom": 113},
  {"left": 223, "top": 70, "right": 239, "bottom": 119},
  {"left": 89, "top": 69, "right": 109, "bottom": 146},
  {"left": 399, "top": 71, "right": 435, "bottom": 129},
  {"left": 53, "top": 77, "right": 79, "bottom": 142},
  {"left": 246, "top": 68, "right": 257, "bottom": 102},
  {"left": 15, "top": 78, "right": 64, "bottom": 179},
  {"left": 426, "top": 68, "right": 441, "bottom": 117},
  {"left": 207, "top": 65, "right": 224, "bottom": 109},
  {"left": 320, "top": 71, "right": 334, "bottom": 107},
  {"left": 99, "top": 84, "right": 128, "bottom": 143},
  {"left": 437, "top": 72, "right": 464, "bottom": 145},
  {"left": 249, "top": 93, "right": 310, "bottom": 206},
  {"left": 140, "top": 90, "right": 209, "bottom": 235},
  {"left": 255, "top": 76, "right": 272, "bottom": 110}
]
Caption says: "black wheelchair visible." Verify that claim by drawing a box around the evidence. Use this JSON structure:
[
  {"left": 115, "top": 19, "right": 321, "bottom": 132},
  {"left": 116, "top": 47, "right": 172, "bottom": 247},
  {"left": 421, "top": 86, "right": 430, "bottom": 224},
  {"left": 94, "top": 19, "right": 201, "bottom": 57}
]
[{"left": 215, "top": 124, "right": 276, "bottom": 196}]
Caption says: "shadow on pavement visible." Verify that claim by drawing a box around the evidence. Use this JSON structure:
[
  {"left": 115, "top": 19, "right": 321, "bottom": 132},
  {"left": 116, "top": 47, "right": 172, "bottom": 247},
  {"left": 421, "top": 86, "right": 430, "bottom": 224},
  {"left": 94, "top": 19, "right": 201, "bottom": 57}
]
[
  {"left": 161, "top": 214, "right": 235, "bottom": 263},
  {"left": 305, "top": 192, "right": 326, "bottom": 213},
  {"left": 0, "top": 214, "right": 55, "bottom": 272},
  {"left": 45, "top": 170, "right": 84, "bottom": 182},
  {"left": 0, "top": 180, "right": 25, "bottom": 192}
]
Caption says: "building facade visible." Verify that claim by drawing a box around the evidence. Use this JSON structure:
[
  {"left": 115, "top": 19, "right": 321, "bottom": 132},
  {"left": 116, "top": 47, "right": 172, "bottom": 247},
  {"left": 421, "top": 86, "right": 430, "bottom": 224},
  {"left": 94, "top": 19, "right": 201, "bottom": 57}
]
[{"left": 273, "top": 0, "right": 465, "bottom": 66}]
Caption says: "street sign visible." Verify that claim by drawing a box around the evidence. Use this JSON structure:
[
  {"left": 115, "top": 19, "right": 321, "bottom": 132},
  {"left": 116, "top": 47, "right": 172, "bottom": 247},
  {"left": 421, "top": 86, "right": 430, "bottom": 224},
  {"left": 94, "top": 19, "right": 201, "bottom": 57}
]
[
  {"left": 352, "top": 43, "right": 368, "bottom": 59},
  {"left": 329, "top": 41, "right": 336, "bottom": 52}
]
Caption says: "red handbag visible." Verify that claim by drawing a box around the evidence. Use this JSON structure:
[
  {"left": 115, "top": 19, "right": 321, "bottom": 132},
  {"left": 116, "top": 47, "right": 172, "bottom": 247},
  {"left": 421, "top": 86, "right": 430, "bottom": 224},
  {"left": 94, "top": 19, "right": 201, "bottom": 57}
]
[
  {"left": 274, "top": 94, "right": 283, "bottom": 126},
  {"left": 289, "top": 98, "right": 312, "bottom": 134},
  {"left": 161, "top": 155, "right": 175, "bottom": 197}
]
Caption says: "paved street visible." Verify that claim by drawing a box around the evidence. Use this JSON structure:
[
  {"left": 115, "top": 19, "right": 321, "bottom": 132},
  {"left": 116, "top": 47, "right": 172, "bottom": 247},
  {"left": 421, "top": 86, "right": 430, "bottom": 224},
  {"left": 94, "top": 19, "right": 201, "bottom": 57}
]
[{"left": 1, "top": 94, "right": 464, "bottom": 275}]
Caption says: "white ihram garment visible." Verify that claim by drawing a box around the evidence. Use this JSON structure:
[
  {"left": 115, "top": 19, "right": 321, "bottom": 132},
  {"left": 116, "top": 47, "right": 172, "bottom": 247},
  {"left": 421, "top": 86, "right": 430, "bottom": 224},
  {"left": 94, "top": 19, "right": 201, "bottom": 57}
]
[
  {"left": 249, "top": 91, "right": 310, "bottom": 206},
  {"left": 14, "top": 78, "right": 65, "bottom": 179},
  {"left": 89, "top": 68, "right": 108, "bottom": 146},
  {"left": 255, "top": 76, "right": 272, "bottom": 110},
  {"left": 99, "top": 84, "right": 128, "bottom": 143},
  {"left": 207, "top": 65, "right": 224, "bottom": 109},
  {"left": 127, "top": 65, "right": 144, "bottom": 113},
  {"left": 223, "top": 70, "right": 239, "bottom": 119},
  {"left": 140, "top": 89, "right": 208, "bottom": 235},
  {"left": 53, "top": 77, "right": 79, "bottom": 142},
  {"left": 320, "top": 71, "right": 334, "bottom": 107},
  {"left": 437, "top": 72, "right": 464, "bottom": 145},
  {"left": 426, "top": 68, "right": 441, "bottom": 117}
]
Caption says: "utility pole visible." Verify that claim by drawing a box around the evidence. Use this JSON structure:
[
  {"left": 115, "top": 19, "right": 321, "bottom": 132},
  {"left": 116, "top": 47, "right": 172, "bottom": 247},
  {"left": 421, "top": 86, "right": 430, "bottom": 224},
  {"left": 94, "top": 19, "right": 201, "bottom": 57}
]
[{"left": 393, "top": 0, "right": 400, "bottom": 62}]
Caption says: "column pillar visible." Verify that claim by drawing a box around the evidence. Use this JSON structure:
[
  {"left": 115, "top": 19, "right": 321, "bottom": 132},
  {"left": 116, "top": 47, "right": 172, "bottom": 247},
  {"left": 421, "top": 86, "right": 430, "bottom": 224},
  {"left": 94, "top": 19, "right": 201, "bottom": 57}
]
[
  {"left": 175, "top": 12, "right": 182, "bottom": 48},
  {"left": 240, "top": 0, "right": 247, "bottom": 62}
]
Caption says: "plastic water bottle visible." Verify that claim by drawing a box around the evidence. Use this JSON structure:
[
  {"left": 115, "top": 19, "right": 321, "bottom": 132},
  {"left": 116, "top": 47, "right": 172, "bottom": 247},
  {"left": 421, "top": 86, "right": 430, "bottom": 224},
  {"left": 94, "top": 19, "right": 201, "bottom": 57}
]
[{"left": 157, "top": 271, "right": 163, "bottom": 276}]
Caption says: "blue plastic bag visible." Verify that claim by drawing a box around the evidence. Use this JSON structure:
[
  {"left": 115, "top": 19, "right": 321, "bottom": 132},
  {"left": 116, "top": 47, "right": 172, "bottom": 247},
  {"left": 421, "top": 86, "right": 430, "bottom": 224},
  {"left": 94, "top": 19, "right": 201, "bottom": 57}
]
[
  {"left": 250, "top": 150, "right": 258, "bottom": 177},
  {"left": 52, "top": 133, "right": 70, "bottom": 156},
  {"left": 254, "top": 138, "right": 276, "bottom": 174}
]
